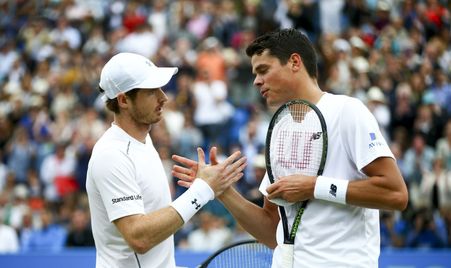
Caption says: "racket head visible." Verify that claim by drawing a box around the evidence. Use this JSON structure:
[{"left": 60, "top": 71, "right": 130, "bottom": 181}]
[
  {"left": 265, "top": 99, "right": 328, "bottom": 183},
  {"left": 264, "top": 99, "right": 328, "bottom": 244},
  {"left": 198, "top": 240, "right": 273, "bottom": 268}
]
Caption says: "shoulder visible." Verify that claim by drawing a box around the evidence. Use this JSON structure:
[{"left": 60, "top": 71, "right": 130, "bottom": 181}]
[
  {"left": 320, "top": 93, "right": 368, "bottom": 118},
  {"left": 331, "top": 94, "right": 371, "bottom": 117}
]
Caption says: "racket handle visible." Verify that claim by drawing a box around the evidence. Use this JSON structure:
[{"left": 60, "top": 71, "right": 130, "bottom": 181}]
[{"left": 279, "top": 244, "right": 294, "bottom": 268}]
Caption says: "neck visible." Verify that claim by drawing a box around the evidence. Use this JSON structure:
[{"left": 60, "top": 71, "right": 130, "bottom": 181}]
[
  {"left": 114, "top": 115, "right": 149, "bottom": 143},
  {"left": 296, "top": 78, "right": 324, "bottom": 104}
]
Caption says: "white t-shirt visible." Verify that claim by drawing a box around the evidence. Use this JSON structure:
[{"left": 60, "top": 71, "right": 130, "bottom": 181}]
[
  {"left": 260, "top": 93, "right": 394, "bottom": 267},
  {"left": 86, "top": 124, "right": 175, "bottom": 268}
]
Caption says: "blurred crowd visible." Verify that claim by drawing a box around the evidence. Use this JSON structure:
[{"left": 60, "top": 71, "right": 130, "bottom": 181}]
[{"left": 0, "top": 0, "right": 450, "bottom": 254}]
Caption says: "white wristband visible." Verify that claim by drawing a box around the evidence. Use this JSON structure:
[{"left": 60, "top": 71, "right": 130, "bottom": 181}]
[
  {"left": 170, "top": 179, "right": 214, "bottom": 223},
  {"left": 314, "top": 176, "right": 348, "bottom": 205}
]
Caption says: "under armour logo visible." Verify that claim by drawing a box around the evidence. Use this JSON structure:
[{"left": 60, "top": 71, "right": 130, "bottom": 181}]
[
  {"left": 310, "top": 132, "right": 322, "bottom": 141},
  {"left": 329, "top": 184, "right": 337, "bottom": 197},
  {"left": 191, "top": 199, "right": 201, "bottom": 210}
]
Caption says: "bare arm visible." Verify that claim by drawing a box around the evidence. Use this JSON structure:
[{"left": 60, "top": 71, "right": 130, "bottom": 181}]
[
  {"left": 266, "top": 157, "right": 408, "bottom": 211},
  {"left": 218, "top": 188, "right": 280, "bottom": 248},
  {"left": 347, "top": 157, "right": 408, "bottom": 210},
  {"left": 114, "top": 207, "right": 183, "bottom": 254},
  {"left": 172, "top": 147, "right": 279, "bottom": 248},
  {"left": 113, "top": 148, "right": 246, "bottom": 254}
]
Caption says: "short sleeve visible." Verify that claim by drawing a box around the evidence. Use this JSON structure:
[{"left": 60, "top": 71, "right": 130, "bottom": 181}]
[
  {"left": 339, "top": 98, "right": 394, "bottom": 171},
  {"left": 89, "top": 149, "right": 145, "bottom": 222}
]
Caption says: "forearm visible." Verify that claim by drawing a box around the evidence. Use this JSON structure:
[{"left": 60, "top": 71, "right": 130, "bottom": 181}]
[
  {"left": 218, "top": 187, "right": 279, "bottom": 248},
  {"left": 116, "top": 207, "right": 184, "bottom": 254},
  {"left": 315, "top": 157, "right": 408, "bottom": 211},
  {"left": 346, "top": 176, "right": 408, "bottom": 210},
  {"left": 116, "top": 179, "right": 214, "bottom": 253}
]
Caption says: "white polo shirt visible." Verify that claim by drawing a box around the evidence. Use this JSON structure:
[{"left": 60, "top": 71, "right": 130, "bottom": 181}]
[
  {"left": 261, "top": 93, "right": 394, "bottom": 267},
  {"left": 86, "top": 124, "right": 175, "bottom": 268}
]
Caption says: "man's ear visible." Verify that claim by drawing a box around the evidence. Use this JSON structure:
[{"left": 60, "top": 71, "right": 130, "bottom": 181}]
[
  {"left": 117, "top": 93, "right": 129, "bottom": 108},
  {"left": 289, "top": 53, "right": 302, "bottom": 71}
]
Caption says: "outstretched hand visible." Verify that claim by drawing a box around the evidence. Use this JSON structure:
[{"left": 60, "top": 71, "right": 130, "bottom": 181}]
[{"left": 172, "top": 147, "right": 247, "bottom": 196}]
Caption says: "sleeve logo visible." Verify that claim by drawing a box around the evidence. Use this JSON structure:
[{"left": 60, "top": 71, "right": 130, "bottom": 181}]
[
  {"left": 191, "top": 198, "right": 201, "bottom": 210},
  {"left": 368, "top": 132, "right": 383, "bottom": 149},
  {"left": 112, "top": 194, "right": 142, "bottom": 204}
]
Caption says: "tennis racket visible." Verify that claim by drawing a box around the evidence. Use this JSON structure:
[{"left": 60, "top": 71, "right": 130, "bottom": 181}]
[
  {"left": 198, "top": 240, "right": 273, "bottom": 268},
  {"left": 265, "top": 99, "right": 328, "bottom": 267}
]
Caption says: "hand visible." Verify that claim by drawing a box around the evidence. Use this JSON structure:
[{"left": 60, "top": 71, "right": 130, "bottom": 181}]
[
  {"left": 172, "top": 147, "right": 219, "bottom": 188},
  {"left": 172, "top": 147, "right": 247, "bottom": 196},
  {"left": 266, "top": 174, "right": 316, "bottom": 203}
]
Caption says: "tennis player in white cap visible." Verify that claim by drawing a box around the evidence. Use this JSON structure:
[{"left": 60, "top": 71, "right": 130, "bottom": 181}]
[{"left": 86, "top": 52, "right": 247, "bottom": 268}]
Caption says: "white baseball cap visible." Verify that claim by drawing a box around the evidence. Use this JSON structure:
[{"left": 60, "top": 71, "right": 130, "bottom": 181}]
[{"left": 99, "top": 52, "right": 178, "bottom": 100}]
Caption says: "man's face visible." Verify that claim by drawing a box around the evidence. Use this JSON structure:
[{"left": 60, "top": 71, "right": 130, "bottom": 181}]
[
  {"left": 127, "top": 88, "right": 168, "bottom": 126},
  {"left": 251, "top": 50, "right": 297, "bottom": 107}
]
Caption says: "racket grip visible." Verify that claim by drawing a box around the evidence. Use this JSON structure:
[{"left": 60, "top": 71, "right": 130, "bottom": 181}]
[{"left": 279, "top": 244, "right": 294, "bottom": 268}]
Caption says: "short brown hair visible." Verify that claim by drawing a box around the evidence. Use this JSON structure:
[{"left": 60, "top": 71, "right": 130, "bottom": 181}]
[{"left": 100, "top": 87, "right": 140, "bottom": 114}]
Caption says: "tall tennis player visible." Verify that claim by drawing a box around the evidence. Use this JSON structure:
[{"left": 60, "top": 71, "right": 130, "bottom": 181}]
[
  {"left": 86, "top": 52, "right": 247, "bottom": 268},
  {"left": 172, "top": 29, "right": 408, "bottom": 267}
]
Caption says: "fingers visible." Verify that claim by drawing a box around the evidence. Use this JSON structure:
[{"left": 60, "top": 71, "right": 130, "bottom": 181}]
[
  {"left": 172, "top": 170, "right": 195, "bottom": 182},
  {"left": 266, "top": 183, "right": 277, "bottom": 196},
  {"left": 172, "top": 165, "right": 194, "bottom": 177},
  {"left": 197, "top": 147, "right": 206, "bottom": 166},
  {"left": 209, "top": 147, "right": 218, "bottom": 165},
  {"left": 223, "top": 172, "right": 244, "bottom": 184},
  {"left": 172, "top": 154, "right": 197, "bottom": 167},
  {"left": 267, "top": 186, "right": 284, "bottom": 200},
  {"left": 177, "top": 180, "right": 192, "bottom": 188},
  {"left": 223, "top": 156, "right": 247, "bottom": 177},
  {"left": 221, "top": 151, "right": 242, "bottom": 167}
]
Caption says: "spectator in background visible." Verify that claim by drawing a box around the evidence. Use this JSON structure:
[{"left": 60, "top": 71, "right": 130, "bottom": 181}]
[
  {"left": 0, "top": 212, "right": 19, "bottom": 253},
  {"left": 186, "top": 210, "right": 232, "bottom": 252},
  {"left": 7, "top": 184, "right": 31, "bottom": 231},
  {"left": 413, "top": 102, "right": 442, "bottom": 147},
  {"left": 0, "top": 149, "right": 8, "bottom": 191},
  {"left": 390, "top": 82, "right": 416, "bottom": 139},
  {"left": 418, "top": 157, "right": 451, "bottom": 212},
  {"left": 380, "top": 210, "right": 406, "bottom": 249},
  {"left": 20, "top": 207, "right": 67, "bottom": 252},
  {"left": 65, "top": 208, "right": 94, "bottom": 247},
  {"left": 192, "top": 68, "right": 234, "bottom": 151},
  {"left": 173, "top": 110, "right": 203, "bottom": 161},
  {"left": 5, "top": 126, "right": 36, "bottom": 184},
  {"left": 405, "top": 208, "right": 447, "bottom": 248},
  {"left": 243, "top": 153, "right": 266, "bottom": 207},
  {"left": 116, "top": 23, "right": 159, "bottom": 59},
  {"left": 40, "top": 142, "right": 77, "bottom": 201},
  {"left": 196, "top": 37, "right": 227, "bottom": 82},
  {"left": 436, "top": 119, "right": 451, "bottom": 171},
  {"left": 404, "top": 132, "right": 436, "bottom": 208},
  {"left": 366, "top": 86, "right": 391, "bottom": 142}
]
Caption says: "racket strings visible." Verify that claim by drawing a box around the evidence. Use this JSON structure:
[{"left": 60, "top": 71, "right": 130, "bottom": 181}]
[
  {"left": 271, "top": 103, "right": 324, "bottom": 179},
  {"left": 204, "top": 242, "right": 273, "bottom": 268}
]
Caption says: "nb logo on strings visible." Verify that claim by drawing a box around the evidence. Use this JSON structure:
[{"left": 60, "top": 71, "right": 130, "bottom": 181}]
[{"left": 191, "top": 199, "right": 201, "bottom": 210}]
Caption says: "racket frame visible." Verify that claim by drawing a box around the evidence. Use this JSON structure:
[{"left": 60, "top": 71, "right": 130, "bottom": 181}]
[{"left": 264, "top": 99, "right": 328, "bottom": 244}]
